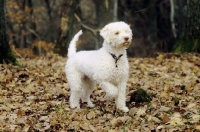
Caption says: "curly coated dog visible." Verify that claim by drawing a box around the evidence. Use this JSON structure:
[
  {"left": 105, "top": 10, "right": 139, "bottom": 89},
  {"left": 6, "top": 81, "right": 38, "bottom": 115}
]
[{"left": 65, "top": 21, "right": 132, "bottom": 112}]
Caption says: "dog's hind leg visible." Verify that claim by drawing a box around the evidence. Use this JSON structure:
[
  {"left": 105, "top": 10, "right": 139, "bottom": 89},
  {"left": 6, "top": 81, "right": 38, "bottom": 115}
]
[
  {"left": 81, "top": 76, "right": 95, "bottom": 107},
  {"left": 67, "top": 68, "right": 83, "bottom": 109}
]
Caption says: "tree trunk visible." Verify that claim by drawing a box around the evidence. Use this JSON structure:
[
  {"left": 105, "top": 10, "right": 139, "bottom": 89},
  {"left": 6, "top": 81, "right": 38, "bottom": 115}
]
[
  {"left": 174, "top": 0, "right": 200, "bottom": 53},
  {"left": 26, "top": 0, "right": 36, "bottom": 47},
  {"left": 156, "top": 0, "right": 175, "bottom": 52},
  {"left": 93, "top": 0, "right": 116, "bottom": 47},
  {"left": 94, "top": 0, "right": 115, "bottom": 27},
  {"left": 113, "top": 0, "right": 118, "bottom": 21},
  {"left": 54, "top": 0, "right": 78, "bottom": 56},
  {"left": 0, "top": 0, "right": 18, "bottom": 65}
]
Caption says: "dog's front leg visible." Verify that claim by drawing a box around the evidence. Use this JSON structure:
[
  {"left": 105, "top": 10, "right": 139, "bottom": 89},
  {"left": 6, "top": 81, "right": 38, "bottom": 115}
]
[
  {"left": 115, "top": 82, "right": 129, "bottom": 112},
  {"left": 99, "top": 82, "right": 118, "bottom": 99}
]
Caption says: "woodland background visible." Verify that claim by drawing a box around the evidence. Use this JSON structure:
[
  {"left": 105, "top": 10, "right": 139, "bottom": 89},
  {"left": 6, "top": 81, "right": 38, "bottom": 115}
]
[
  {"left": 1, "top": 0, "right": 200, "bottom": 131},
  {"left": 5, "top": 0, "right": 200, "bottom": 58}
]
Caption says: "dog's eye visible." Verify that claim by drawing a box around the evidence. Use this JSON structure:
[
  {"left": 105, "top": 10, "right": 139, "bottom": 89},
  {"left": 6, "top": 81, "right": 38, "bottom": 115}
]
[{"left": 115, "top": 32, "right": 119, "bottom": 35}]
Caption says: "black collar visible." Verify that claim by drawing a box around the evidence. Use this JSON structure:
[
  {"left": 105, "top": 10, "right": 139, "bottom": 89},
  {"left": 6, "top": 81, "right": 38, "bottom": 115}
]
[{"left": 109, "top": 52, "right": 123, "bottom": 67}]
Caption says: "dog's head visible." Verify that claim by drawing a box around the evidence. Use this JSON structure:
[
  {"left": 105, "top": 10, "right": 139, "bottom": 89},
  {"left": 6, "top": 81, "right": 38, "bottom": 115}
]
[{"left": 100, "top": 21, "right": 132, "bottom": 48}]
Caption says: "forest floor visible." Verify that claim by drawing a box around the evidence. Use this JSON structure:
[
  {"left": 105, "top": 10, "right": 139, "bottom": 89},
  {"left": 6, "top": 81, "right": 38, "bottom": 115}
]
[{"left": 0, "top": 52, "right": 200, "bottom": 132}]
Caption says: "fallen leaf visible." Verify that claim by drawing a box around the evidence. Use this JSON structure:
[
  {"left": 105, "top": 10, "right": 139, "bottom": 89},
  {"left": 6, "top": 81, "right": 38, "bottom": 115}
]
[
  {"left": 162, "top": 115, "right": 170, "bottom": 123},
  {"left": 169, "top": 113, "right": 185, "bottom": 126},
  {"left": 136, "top": 108, "right": 146, "bottom": 116},
  {"left": 87, "top": 111, "right": 95, "bottom": 119},
  {"left": 195, "top": 124, "right": 200, "bottom": 130},
  {"left": 80, "top": 122, "right": 90, "bottom": 130},
  {"left": 17, "top": 109, "right": 26, "bottom": 116},
  {"left": 187, "top": 103, "right": 196, "bottom": 109}
]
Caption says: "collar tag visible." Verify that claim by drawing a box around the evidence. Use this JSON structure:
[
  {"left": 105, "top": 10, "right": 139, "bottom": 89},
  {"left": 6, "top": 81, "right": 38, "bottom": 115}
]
[{"left": 109, "top": 53, "right": 123, "bottom": 67}]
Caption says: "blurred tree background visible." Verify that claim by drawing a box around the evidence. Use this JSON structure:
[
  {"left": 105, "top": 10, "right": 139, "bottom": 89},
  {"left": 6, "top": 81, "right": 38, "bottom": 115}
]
[
  {"left": 4, "top": 0, "right": 200, "bottom": 57},
  {"left": 0, "top": 0, "right": 18, "bottom": 65}
]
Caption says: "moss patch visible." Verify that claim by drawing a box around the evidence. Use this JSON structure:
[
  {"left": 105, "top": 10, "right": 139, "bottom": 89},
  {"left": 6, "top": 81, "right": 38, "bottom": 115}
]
[{"left": 129, "top": 88, "right": 152, "bottom": 103}]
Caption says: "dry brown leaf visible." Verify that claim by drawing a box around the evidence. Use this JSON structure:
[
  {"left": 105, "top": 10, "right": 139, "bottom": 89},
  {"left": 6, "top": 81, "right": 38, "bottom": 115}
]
[
  {"left": 187, "top": 103, "right": 196, "bottom": 109},
  {"left": 80, "top": 122, "right": 90, "bottom": 130},
  {"left": 195, "top": 124, "right": 200, "bottom": 130},
  {"left": 169, "top": 112, "right": 185, "bottom": 126},
  {"left": 50, "top": 119, "right": 58, "bottom": 126},
  {"left": 136, "top": 108, "right": 146, "bottom": 116},
  {"left": 89, "top": 125, "right": 96, "bottom": 131},
  {"left": 156, "top": 125, "right": 165, "bottom": 130},
  {"left": 111, "top": 117, "right": 123, "bottom": 127},
  {"left": 148, "top": 121, "right": 155, "bottom": 130},
  {"left": 87, "top": 111, "right": 96, "bottom": 119},
  {"left": 148, "top": 115, "right": 161, "bottom": 123},
  {"left": 162, "top": 115, "right": 170, "bottom": 123},
  {"left": 160, "top": 91, "right": 169, "bottom": 98},
  {"left": 17, "top": 109, "right": 26, "bottom": 116},
  {"left": 191, "top": 114, "right": 200, "bottom": 123},
  {"left": 22, "top": 124, "right": 30, "bottom": 132},
  {"left": 159, "top": 106, "right": 171, "bottom": 112}
]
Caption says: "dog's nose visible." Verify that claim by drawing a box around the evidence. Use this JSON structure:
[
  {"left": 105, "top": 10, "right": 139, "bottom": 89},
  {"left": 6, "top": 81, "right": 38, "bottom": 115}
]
[{"left": 124, "top": 37, "right": 129, "bottom": 41}]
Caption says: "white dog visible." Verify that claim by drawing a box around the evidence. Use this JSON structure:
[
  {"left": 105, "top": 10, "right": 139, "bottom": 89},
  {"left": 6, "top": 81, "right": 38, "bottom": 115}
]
[{"left": 65, "top": 21, "right": 132, "bottom": 112}]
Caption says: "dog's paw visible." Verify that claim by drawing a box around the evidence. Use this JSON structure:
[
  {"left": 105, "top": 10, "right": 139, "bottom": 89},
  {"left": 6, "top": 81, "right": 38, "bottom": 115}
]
[
  {"left": 119, "top": 107, "right": 129, "bottom": 112},
  {"left": 87, "top": 102, "right": 95, "bottom": 108},
  {"left": 70, "top": 104, "right": 80, "bottom": 109}
]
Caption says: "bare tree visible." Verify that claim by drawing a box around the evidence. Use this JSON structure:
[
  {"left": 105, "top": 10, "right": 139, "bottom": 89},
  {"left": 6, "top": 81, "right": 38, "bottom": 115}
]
[
  {"left": 113, "top": 0, "right": 118, "bottom": 21},
  {"left": 0, "top": 0, "right": 18, "bottom": 65},
  {"left": 174, "top": 0, "right": 200, "bottom": 53},
  {"left": 54, "top": 0, "right": 79, "bottom": 56},
  {"left": 170, "top": 0, "right": 176, "bottom": 38}
]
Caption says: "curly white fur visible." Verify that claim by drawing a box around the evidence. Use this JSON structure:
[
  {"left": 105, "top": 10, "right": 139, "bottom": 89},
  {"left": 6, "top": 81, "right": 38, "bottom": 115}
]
[{"left": 65, "top": 21, "right": 132, "bottom": 112}]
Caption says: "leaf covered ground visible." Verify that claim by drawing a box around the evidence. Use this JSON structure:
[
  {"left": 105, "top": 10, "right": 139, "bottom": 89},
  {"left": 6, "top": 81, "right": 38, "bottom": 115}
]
[{"left": 0, "top": 52, "right": 200, "bottom": 132}]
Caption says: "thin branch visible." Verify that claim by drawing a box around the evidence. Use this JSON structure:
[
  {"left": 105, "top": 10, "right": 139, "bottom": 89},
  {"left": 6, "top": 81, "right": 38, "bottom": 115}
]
[
  {"left": 75, "top": 14, "right": 97, "bottom": 35},
  {"left": 75, "top": 13, "right": 99, "bottom": 49},
  {"left": 25, "top": 25, "right": 42, "bottom": 56},
  {"left": 25, "top": 25, "right": 40, "bottom": 40},
  {"left": 12, "top": 44, "right": 35, "bottom": 59},
  {"left": 135, "top": 3, "right": 156, "bottom": 13},
  {"left": 80, "top": 22, "right": 99, "bottom": 49},
  {"left": 74, "top": 13, "right": 81, "bottom": 22},
  {"left": 12, "top": 46, "right": 24, "bottom": 59},
  {"left": 80, "top": 22, "right": 97, "bottom": 36}
]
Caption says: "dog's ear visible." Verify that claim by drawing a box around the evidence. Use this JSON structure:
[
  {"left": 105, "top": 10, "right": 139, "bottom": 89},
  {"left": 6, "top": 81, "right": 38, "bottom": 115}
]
[
  {"left": 100, "top": 26, "right": 108, "bottom": 39},
  {"left": 100, "top": 26, "right": 111, "bottom": 43}
]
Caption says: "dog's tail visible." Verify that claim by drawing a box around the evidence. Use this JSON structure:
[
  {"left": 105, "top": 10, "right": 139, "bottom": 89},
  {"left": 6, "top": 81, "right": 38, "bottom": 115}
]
[{"left": 68, "top": 30, "right": 83, "bottom": 57}]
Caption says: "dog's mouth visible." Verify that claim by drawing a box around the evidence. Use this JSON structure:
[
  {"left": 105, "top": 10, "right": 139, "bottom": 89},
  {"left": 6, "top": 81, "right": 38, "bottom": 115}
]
[{"left": 122, "top": 42, "right": 130, "bottom": 48}]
